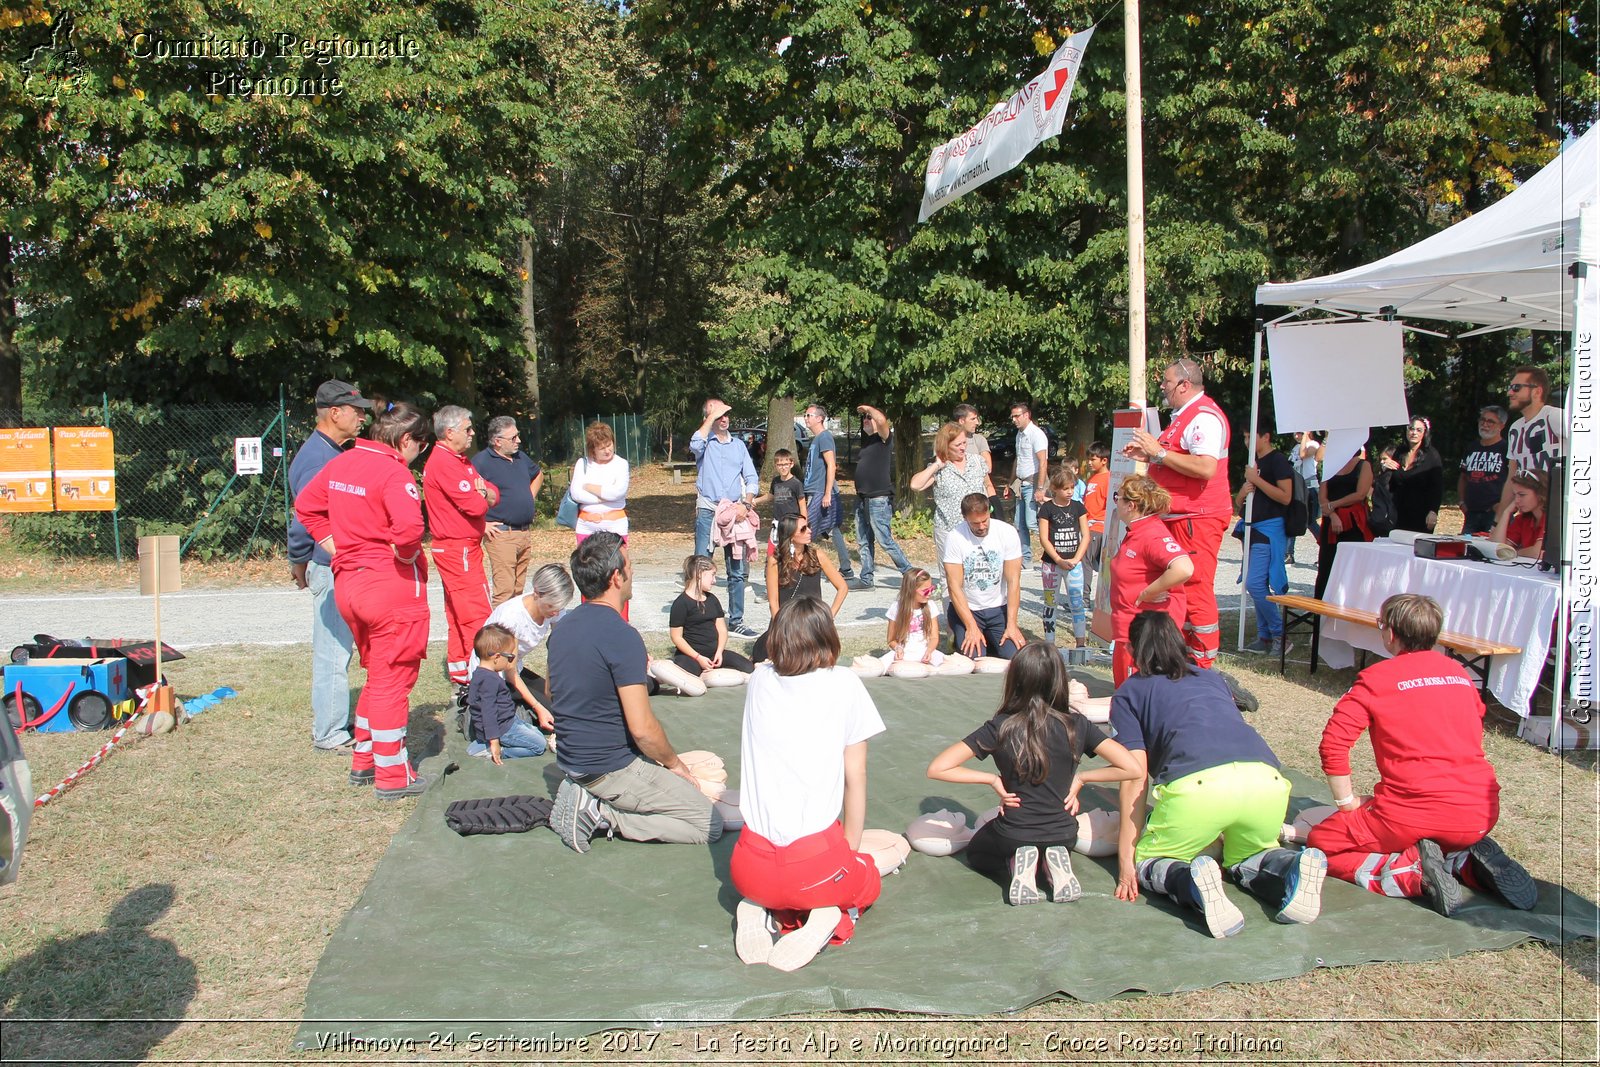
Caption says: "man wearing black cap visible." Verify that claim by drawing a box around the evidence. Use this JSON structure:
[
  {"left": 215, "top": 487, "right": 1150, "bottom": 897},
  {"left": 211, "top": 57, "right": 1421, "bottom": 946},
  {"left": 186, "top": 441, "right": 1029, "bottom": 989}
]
[{"left": 288, "top": 380, "right": 372, "bottom": 750}]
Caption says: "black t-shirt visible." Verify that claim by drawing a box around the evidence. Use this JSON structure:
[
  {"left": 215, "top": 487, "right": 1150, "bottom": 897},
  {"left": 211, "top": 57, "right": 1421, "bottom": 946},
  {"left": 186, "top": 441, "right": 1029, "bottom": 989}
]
[
  {"left": 964, "top": 712, "right": 1109, "bottom": 839},
  {"left": 855, "top": 432, "right": 893, "bottom": 497},
  {"left": 770, "top": 475, "right": 803, "bottom": 523},
  {"left": 1459, "top": 439, "right": 1508, "bottom": 512},
  {"left": 1248, "top": 450, "right": 1295, "bottom": 524},
  {"left": 668, "top": 591, "right": 724, "bottom": 657},
  {"left": 1110, "top": 669, "right": 1280, "bottom": 786},
  {"left": 1038, "top": 499, "right": 1086, "bottom": 560},
  {"left": 546, "top": 602, "right": 650, "bottom": 777}
]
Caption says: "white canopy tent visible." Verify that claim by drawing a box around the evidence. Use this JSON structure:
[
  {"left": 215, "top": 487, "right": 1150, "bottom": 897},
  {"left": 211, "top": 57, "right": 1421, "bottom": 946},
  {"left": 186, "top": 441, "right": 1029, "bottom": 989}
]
[
  {"left": 1252, "top": 127, "right": 1598, "bottom": 747},
  {"left": 1256, "top": 126, "right": 1596, "bottom": 333}
]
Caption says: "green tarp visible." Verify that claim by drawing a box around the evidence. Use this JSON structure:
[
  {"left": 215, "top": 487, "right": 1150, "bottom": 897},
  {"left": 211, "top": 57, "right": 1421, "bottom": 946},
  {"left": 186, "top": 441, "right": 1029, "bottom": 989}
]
[{"left": 296, "top": 674, "right": 1595, "bottom": 1047}]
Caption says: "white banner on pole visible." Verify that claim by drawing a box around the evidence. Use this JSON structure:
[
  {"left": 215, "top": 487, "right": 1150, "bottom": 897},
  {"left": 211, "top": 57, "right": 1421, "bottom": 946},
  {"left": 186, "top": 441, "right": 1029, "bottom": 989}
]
[{"left": 918, "top": 28, "right": 1095, "bottom": 223}]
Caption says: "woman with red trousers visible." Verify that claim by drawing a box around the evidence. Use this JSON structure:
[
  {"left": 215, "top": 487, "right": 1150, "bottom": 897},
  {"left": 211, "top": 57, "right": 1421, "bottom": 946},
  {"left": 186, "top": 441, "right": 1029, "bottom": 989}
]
[{"left": 296, "top": 402, "right": 433, "bottom": 799}]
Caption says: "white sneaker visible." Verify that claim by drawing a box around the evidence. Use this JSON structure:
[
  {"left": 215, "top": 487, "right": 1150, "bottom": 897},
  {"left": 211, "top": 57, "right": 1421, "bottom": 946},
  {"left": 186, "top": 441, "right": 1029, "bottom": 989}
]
[
  {"left": 1275, "top": 848, "right": 1327, "bottom": 924},
  {"left": 735, "top": 899, "right": 779, "bottom": 964},
  {"left": 1190, "top": 855, "right": 1246, "bottom": 938},
  {"left": 767, "top": 907, "right": 841, "bottom": 971}
]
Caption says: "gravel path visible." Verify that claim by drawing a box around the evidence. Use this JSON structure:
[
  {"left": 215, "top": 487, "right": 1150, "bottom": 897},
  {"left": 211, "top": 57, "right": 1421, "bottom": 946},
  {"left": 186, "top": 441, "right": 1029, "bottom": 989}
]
[{"left": 0, "top": 531, "right": 1323, "bottom": 654}]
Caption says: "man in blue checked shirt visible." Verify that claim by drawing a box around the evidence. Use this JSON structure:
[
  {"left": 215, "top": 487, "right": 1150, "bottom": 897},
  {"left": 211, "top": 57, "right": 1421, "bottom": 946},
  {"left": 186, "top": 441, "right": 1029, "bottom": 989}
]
[{"left": 690, "top": 398, "right": 761, "bottom": 637}]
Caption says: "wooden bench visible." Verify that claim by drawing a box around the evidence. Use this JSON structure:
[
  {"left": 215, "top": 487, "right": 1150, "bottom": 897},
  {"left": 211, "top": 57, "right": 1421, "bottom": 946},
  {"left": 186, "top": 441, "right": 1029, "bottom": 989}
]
[{"left": 1267, "top": 594, "right": 1521, "bottom": 694}]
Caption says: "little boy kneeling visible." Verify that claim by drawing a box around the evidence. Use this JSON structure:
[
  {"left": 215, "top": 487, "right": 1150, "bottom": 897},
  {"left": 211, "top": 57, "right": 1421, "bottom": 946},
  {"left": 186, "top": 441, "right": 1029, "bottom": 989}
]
[{"left": 468, "top": 624, "right": 551, "bottom": 764}]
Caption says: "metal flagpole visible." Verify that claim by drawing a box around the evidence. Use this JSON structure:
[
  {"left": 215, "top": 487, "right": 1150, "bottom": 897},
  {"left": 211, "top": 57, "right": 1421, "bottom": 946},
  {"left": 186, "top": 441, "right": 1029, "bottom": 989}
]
[
  {"left": 1236, "top": 323, "right": 1265, "bottom": 650},
  {"left": 1124, "top": 0, "right": 1147, "bottom": 406}
]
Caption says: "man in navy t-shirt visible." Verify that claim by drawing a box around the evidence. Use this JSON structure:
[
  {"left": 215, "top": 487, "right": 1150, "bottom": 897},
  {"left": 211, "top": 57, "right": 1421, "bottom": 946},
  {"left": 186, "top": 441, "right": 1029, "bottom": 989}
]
[
  {"left": 546, "top": 532, "right": 722, "bottom": 853},
  {"left": 801, "top": 403, "right": 858, "bottom": 580}
]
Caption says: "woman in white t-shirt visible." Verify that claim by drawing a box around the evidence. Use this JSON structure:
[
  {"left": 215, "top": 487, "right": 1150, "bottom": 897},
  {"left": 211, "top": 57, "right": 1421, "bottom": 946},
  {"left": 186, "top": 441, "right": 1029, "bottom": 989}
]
[
  {"left": 569, "top": 420, "right": 631, "bottom": 618},
  {"left": 729, "top": 597, "right": 886, "bottom": 971}
]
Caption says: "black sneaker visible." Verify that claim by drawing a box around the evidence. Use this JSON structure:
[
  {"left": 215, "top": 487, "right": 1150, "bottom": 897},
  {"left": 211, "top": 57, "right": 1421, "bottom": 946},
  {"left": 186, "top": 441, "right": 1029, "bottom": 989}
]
[
  {"left": 1417, "top": 838, "right": 1463, "bottom": 916},
  {"left": 375, "top": 773, "right": 430, "bottom": 800},
  {"left": 550, "top": 778, "right": 602, "bottom": 854},
  {"left": 1216, "top": 669, "right": 1259, "bottom": 714},
  {"left": 1467, "top": 836, "right": 1538, "bottom": 910},
  {"left": 1007, "top": 845, "right": 1045, "bottom": 906},
  {"left": 848, "top": 577, "right": 873, "bottom": 591},
  {"left": 728, "top": 623, "right": 760, "bottom": 639},
  {"left": 348, "top": 768, "right": 374, "bottom": 786}
]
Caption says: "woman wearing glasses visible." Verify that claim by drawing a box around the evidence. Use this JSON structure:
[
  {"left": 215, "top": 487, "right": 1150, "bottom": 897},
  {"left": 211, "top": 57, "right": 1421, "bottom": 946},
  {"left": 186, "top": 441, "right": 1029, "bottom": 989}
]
[
  {"left": 296, "top": 401, "right": 434, "bottom": 799},
  {"left": 1108, "top": 475, "right": 1193, "bottom": 685},
  {"left": 753, "top": 514, "right": 849, "bottom": 663}
]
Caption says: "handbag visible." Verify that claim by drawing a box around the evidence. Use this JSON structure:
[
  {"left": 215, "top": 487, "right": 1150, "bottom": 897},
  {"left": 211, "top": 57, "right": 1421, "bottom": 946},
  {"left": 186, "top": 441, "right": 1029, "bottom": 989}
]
[{"left": 556, "top": 460, "right": 582, "bottom": 529}]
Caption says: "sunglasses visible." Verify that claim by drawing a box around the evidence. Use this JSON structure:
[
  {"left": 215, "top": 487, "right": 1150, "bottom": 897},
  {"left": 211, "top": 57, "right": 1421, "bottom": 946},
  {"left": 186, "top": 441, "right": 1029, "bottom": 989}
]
[
  {"left": 918, "top": 585, "right": 936, "bottom": 597},
  {"left": 1507, "top": 383, "right": 1533, "bottom": 392}
]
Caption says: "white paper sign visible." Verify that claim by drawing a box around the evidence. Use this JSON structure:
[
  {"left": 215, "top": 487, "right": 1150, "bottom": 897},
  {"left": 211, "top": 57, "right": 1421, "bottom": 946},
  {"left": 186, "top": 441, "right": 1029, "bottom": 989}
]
[
  {"left": 1266, "top": 321, "right": 1411, "bottom": 434},
  {"left": 234, "top": 437, "right": 263, "bottom": 476}
]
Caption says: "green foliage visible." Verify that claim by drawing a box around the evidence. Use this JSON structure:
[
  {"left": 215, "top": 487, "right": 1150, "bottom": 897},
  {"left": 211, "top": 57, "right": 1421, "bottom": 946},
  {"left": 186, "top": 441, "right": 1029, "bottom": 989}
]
[
  {"left": 4, "top": 0, "right": 559, "bottom": 408},
  {"left": 637, "top": 0, "right": 1593, "bottom": 440}
]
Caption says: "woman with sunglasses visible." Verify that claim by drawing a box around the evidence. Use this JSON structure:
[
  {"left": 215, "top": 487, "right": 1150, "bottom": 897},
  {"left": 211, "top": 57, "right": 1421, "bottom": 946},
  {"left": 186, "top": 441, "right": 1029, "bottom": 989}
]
[
  {"left": 753, "top": 514, "right": 849, "bottom": 662},
  {"left": 1108, "top": 475, "right": 1193, "bottom": 685},
  {"left": 1383, "top": 417, "right": 1444, "bottom": 533},
  {"left": 296, "top": 401, "right": 434, "bottom": 799}
]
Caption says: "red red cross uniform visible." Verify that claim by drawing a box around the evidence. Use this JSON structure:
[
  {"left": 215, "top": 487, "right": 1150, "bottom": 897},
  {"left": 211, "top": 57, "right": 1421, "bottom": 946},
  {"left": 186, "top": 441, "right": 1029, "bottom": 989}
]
[
  {"left": 296, "top": 442, "right": 429, "bottom": 791},
  {"left": 1108, "top": 513, "right": 1191, "bottom": 684},
  {"left": 1150, "top": 393, "right": 1231, "bottom": 668},
  {"left": 423, "top": 447, "right": 493, "bottom": 685},
  {"left": 1308, "top": 651, "right": 1500, "bottom": 895}
]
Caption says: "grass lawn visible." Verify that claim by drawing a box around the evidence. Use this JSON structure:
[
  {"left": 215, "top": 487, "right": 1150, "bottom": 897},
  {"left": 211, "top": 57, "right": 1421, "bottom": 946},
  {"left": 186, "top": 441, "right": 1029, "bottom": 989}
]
[{"left": 1, "top": 634, "right": 1595, "bottom": 1064}]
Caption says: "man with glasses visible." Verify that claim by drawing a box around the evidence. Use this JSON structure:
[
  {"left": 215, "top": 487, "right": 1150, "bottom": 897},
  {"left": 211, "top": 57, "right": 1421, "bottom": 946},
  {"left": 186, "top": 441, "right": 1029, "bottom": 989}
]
[
  {"left": 690, "top": 397, "right": 761, "bottom": 636},
  {"left": 1457, "top": 405, "right": 1508, "bottom": 535},
  {"left": 1122, "top": 358, "right": 1232, "bottom": 670},
  {"left": 1499, "top": 366, "right": 1563, "bottom": 519},
  {"left": 474, "top": 416, "right": 544, "bottom": 607},
  {"left": 288, "top": 379, "right": 372, "bottom": 751},
  {"left": 424, "top": 405, "right": 497, "bottom": 691},
  {"left": 801, "top": 403, "right": 859, "bottom": 582}
]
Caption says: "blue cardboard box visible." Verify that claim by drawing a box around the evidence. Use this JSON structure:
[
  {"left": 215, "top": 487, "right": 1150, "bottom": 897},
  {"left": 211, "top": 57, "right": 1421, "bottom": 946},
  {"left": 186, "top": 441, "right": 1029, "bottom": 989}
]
[{"left": 1, "top": 657, "right": 132, "bottom": 732}]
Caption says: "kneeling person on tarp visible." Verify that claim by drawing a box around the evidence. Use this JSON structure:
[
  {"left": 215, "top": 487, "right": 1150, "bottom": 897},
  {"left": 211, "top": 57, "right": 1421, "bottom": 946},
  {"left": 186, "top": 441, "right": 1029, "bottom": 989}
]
[
  {"left": 546, "top": 532, "right": 722, "bottom": 853},
  {"left": 1302, "top": 593, "right": 1537, "bottom": 916}
]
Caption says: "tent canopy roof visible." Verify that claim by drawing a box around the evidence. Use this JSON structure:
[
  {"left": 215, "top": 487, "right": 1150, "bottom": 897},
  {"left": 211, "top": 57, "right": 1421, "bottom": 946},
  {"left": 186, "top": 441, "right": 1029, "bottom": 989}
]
[{"left": 1255, "top": 128, "right": 1597, "bottom": 333}]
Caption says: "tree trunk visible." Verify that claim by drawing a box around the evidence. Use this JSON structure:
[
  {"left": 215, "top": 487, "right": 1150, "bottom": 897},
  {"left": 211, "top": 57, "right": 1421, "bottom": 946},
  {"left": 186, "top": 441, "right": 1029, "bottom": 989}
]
[
  {"left": 519, "top": 229, "right": 542, "bottom": 455},
  {"left": 0, "top": 232, "right": 21, "bottom": 422},
  {"left": 1060, "top": 403, "right": 1097, "bottom": 461},
  {"left": 762, "top": 396, "right": 796, "bottom": 482},
  {"left": 892, "top": 414, "right": 923, "bottom": 511}
]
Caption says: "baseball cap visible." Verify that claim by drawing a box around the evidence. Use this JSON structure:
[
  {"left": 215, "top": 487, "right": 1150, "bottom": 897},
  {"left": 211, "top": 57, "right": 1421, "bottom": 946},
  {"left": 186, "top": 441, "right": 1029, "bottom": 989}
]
[{"left": 315, "top": 380, "right": 373, "bottom": 409}]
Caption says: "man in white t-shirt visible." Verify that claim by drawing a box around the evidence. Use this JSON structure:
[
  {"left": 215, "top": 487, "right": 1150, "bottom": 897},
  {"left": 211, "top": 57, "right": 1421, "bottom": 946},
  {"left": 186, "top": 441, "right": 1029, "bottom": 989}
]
[
  {"left": 1499, "top": 365, "right": 1564, "bottom": 518},
  {"left": 943, "top": 492, "right": 1026, "bottom": 660},
  {"left": 1009, "top": 401, "right": 1051, "bottom": 568}
]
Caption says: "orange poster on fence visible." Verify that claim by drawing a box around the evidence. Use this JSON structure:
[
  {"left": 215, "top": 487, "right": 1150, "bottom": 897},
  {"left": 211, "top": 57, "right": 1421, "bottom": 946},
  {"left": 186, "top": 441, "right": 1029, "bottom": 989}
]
[
  {"left": 53, "top": 426, "right": 117, "bottom": 511},
  {"left": 0, "top": 427, "right": 54, "bottom": 512}
]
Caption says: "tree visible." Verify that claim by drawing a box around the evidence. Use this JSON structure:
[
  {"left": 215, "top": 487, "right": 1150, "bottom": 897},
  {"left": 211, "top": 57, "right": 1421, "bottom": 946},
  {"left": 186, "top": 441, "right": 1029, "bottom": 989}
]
[
  {"left": 635, "top": 0, "right": 1587, "bottom": 463},
  {"left": 4, "top": 0, "right": 558, "bottom": 408}
]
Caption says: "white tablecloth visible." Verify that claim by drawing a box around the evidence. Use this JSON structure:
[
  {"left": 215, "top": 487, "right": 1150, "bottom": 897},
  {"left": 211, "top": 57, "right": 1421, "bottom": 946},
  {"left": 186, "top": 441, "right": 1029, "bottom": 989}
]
[{"left": 1319, "top": 540, "right": 1559, "bottom": 716}]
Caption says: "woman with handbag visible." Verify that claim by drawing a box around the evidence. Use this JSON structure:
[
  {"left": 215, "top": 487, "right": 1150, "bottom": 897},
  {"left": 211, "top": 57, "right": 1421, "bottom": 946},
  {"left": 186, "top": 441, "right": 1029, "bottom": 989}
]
[{"left": 1314, "top": 446, "right": 1375, "bottom": 599}]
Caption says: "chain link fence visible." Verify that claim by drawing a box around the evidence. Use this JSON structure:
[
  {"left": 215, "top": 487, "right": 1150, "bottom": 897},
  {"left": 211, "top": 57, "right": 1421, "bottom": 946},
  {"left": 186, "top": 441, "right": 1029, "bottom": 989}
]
[{"left": 1, "top": 397, "right": 305, "bottom": 561}]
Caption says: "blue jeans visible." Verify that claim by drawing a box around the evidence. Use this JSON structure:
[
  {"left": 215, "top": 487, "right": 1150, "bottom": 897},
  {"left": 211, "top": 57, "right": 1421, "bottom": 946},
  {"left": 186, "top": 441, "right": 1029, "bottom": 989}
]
[
  {"left": 308, "top": 560, "right": 355, "bottom": 748},
  {"left": 1014, "top": 481, "right": 1040, "bottom": 565},
  {"left": 1246, "top": 540, "right": 1284, "bottom": 641},
  {"left": 807, "top": 492, "right": 855, "bottom": 578},
  {"left": 472, "top": 717, "right": 548, "bottom": 759},
  {"left": 694, "top": 506, "right": 749, "bottom": 627},
  {"left": 854, "top": 495, "right": 912, "bottom": 583},
  {"left": 1040, "top": 560, "right": 1085, "bottom": 640},
  {"left": 946, "top": 602, "right": 1021, "bottom": 660}
]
